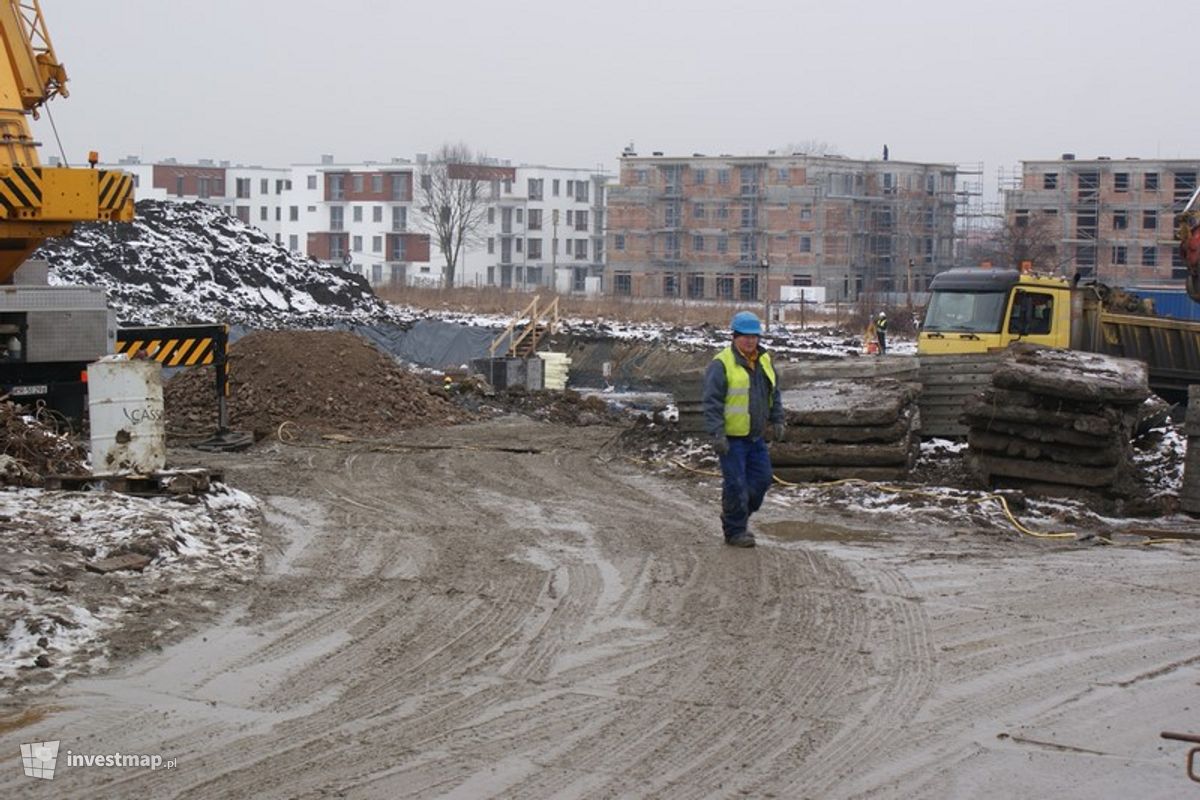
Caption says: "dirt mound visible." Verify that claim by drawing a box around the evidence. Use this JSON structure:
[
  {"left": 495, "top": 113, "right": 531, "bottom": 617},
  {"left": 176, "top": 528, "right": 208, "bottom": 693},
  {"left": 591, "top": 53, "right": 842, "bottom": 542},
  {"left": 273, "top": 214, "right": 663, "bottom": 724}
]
[
  {"left": 165, "top": 331, "right": 470, "bottom": 439},
  {"left": 0, "top": 402, "right": 87, "bottom": 485}
]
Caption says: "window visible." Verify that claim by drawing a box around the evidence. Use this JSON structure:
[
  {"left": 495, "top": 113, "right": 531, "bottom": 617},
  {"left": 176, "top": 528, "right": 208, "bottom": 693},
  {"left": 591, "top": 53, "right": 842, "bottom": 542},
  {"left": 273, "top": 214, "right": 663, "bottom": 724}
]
[
  {"left": 739, "top": 234, "right": 757, "bottom": 262},
  {"left": 330, "top": 206, "right": 344, "bottom": 231},
  {"left": 687, "top": 273, "right": 705, "bottom": 298},
  {"left": 1143, "top": 209, "right": 1157, "bottom": 229},
  {"left": 352, "top": 235, "right": 362, "bottom": 252},
  {"left": 394, "top": 174, "right": 410, "bottom": 200},
  {"left": 353, "top": 174, "right": 364, "bottom": 193},
  {"left": 259, "top": 206, "right": 268, "bottom": 221},
  {"left": 717, "top": 203, "right": 729, "bottom": 219},
  {"left": 634, "top": 170, "right": 647, "bottom": 184},
  {"left": 1143, "top": 246, "right": 1157, "bottom": 266},
  {"left": 173, "top": 175, "right": 185, "bottom": 196},
  {"left": 566, "top": 180, "right": 574, "bottom": 196},
  {"left": 576, "top": 181, "right": 589, "bottom": 202},
  {"left": 275, "top": 179, "right": 285, "bottom": 195},
  {"left": 1112, "top": 245, "right": 1127, "bottom": 265},
  {"left": 515, "top": 237, "right": 523, "bottom": 254},
  {"left": 663, "top": 274, "right": 678, "bottom": 297},
  {"left": 800, "top": 207, "right": 812, "bottom": 221},
  {"left": 197, "top": 177, "right": 210, "bottom": 198},
  {"left": 503, "top": 180, "right": 512, "bottom": 194},
  {"left": 552, "top": 179, "right": 560, "bottom": 196},
  {"left": 716, "top": 274, "right": 734, "bottom": 299},
  {"left": 1145, "top": 172, "right": 1159, "bottom": 190},
  {"left": 1043, "top": 173, "right": 1058, "bottom": 190},
  {"left": 1015, "top": 209, "right": 1030, "bottom": 228},
  {"left": 328, "top": 174, "right": 344, "bottom": 200},
  {"left": 528, "top": 209, "right": 542, "bottom": 230},
  {"left": 1114, "top": 172, "right": 1129, "bottom": 192},
  {"left": 739, "top": 166, "right": 758, "bottom": 195},
  {"left": 528, "top": 178, "right": 543, "bottom": 201},
  {"left": 487, "top": 207, "right": 495, "bottom": 224},
  {"left": 329, "top": 235, "right": 345, "bottom": 260},
  {"left": 373, "top": 206, "right": 383, "bottom": 223},
  {"left": 658, "top": 231, "right": 677, "bottom": 260},
  {"left": 288, "top": 234, "right": 298, "bottom": 251},
  {"left": 693, "top": 235, "right": 704, "bottom": 252},
  {"left": 694, "top": 168, "right": 707, "bottom": 185},
  {"left": 307, "top": 175, "right": 317, "bottom": 190},
  {"left": 390, "top": 237, "right": 407, "bottom": 261},
  {"left": 392, "top": 206, "right": 407, "bottom": 232},
  {"left": 236, "top": 178, "right": 251, "bottom": 199},
  {"left": 516, "top": 208, "right": 524, "bottom": 224},
  {"left": 372, "top": 174, "right": 383, "bottom": 193},
  {"left": 575, "top": 210, "right": 588, "bottom": 231},
  {"left": 740, "top": 205, "right": 756, "bottom": 229},
  {"left": 717, "top": 169, "right": 731, "bottom": 185},
  {"left": 717, "top": 235, "right": 728, "bottom": 254},
  {"left": 738, "top": 275, "right": 758, "bottom": 301},
  {"left": 777, "top": 168, "right": 789, "bottom": 181},
  {"left": 1174, "top": 171, "right": 1197, "bottom": 206},
  {"left": 1113, "top": 210, "right": 1127, "bottom": 230},
  {"left": 575, "top": 239, "right": 588, "bottom": 259},
  {"left": 528, "top": 238, "right": 542, "bottom": 259},
  {"left": 1008, "top": 292, "right": 1054, "bottom": 336},
  {"left": 614, "top": 273, "right": 632, "bottom": 295},
  {"left": 800, "top": 236, "right": 812, "bottom": 253},
  {"left": 487, "top": 238, "right": 494, "bottom": 254},
  {"left": 275, "top": 207, "right": 280, "bottom": 221},
  {"left": 372, "top": 236, "right": 382, "bottom": 253},
  {"left": 1077, "top": 172, "right": 1099, "bottom": 203},
  {"left": 693, "top": 203, "right": 705, "bottom": 219},
  {"left": 353, "top": 206, "right": 363, "bottom": 223},
  {"left": 614, "top": 234, "right": 625, "bottom": 251},
  {"left": 664, "top": 205, "right": 680, "bottom": 227}
]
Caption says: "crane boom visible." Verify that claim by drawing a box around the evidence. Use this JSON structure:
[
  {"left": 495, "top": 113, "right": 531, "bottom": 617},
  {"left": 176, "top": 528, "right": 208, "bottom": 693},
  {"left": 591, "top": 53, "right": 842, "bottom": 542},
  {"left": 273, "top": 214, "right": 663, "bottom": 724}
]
[{"left": 0, "top": 0, "right": 132, "bottom": 284}]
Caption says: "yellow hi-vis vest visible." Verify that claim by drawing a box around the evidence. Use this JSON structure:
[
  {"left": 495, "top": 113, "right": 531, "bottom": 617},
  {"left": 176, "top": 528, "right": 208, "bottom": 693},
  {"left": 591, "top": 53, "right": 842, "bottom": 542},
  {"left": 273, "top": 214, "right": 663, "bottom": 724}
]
[{"left": 715, "top": 346, "right": 776, "bottom": 436}]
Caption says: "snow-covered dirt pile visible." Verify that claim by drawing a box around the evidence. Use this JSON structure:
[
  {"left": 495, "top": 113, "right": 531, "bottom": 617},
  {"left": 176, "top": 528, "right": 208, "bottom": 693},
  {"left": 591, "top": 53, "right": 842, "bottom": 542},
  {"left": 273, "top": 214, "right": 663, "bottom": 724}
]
[
  {"left": 34, "top": 200, "right": 413, "bottom": 328},
  {"left": 0, "top": 484, "right": 260, "bottom": 693}
]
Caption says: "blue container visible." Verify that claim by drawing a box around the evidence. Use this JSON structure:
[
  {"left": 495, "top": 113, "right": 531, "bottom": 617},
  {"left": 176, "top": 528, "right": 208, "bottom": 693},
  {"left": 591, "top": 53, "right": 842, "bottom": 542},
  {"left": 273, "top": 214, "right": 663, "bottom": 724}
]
[{"left": 1124, "top": 288, "right": 1200, "bottom": 322}]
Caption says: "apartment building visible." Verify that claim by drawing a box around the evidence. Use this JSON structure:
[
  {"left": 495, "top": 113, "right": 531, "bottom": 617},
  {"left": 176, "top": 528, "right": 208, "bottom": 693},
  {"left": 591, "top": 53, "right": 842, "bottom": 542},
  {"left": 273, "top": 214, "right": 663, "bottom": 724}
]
[
  {"left": 281, "top": 156, "right": 429, "bottom": 287},
  {"left": 109, "top": 155, "right": 432, "bottom": 287},
  {"left": 1003, "top": 156, "right": 1200, "bottom": 285},
  {"left": 434, "top": 162, "right": 607, "bottom": 291},
  {"left": 115, "top": 156, "right": 290, "bottom": 243},
  {"left": 605, "top": 152, "right": 958, "bottom": 302}
]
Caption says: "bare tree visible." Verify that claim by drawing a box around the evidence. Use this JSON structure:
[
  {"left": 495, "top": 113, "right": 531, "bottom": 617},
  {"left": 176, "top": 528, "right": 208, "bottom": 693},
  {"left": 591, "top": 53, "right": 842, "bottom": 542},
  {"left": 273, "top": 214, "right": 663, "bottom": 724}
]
[
  {"left": 417, "top": 143, "right": 491, "bottom": 288},
  {"left": 965, "top": 213, "right": 1069, "bottom": 273}
]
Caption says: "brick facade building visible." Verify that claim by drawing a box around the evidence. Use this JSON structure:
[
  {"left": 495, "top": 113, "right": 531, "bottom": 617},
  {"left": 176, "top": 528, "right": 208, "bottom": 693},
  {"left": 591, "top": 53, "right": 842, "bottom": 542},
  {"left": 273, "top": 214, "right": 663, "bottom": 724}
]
[{"left": 605, "top": 153, "right": 957, "bottom": 302}]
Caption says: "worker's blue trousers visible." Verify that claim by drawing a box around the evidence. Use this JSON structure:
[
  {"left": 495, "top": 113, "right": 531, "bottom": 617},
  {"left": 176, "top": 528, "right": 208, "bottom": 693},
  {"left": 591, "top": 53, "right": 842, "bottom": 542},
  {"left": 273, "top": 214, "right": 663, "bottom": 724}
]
[{"left": 718, "top": 435, "right": 773, "bottom": 540}]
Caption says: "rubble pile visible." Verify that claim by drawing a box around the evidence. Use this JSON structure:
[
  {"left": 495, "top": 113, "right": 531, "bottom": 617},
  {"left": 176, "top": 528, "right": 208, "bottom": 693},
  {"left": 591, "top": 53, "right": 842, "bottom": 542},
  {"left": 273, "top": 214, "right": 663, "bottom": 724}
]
[
  {"left": 35, "top": 200, "right": 406, "bottom": 328},
  {"left": 165, "top": 331, "right": 470, "bottom": 439},
  {"left": 964, "top": 345, "right": 1151, "bottom": 495},
  {"left": 771, "top": 378, "right": 922, "bottom": 483},
  {"left": 0, "top": 402, "right": 87, "bottom": 486}
]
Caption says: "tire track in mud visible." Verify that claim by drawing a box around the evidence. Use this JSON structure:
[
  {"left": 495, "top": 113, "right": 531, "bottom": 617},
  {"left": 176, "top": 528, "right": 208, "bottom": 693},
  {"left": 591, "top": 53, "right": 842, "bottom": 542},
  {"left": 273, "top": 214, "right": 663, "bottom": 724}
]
[{"left": 0, "top": 421, "right": 920, "bottom": 800}]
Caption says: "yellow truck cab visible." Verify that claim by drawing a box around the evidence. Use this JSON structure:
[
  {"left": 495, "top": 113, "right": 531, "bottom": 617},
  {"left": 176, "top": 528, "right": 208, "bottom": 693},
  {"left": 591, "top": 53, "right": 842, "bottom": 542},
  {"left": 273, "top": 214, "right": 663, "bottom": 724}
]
[{"left": 918, "top": 267, "right": 1072, "bottom": 355}]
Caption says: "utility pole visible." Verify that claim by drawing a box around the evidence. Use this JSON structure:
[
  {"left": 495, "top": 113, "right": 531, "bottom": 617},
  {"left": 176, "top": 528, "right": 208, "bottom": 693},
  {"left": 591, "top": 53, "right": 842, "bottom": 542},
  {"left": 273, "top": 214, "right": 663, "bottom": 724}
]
[
  {"left": 760, "top": 255, "right": 770, "bottom": 332},
  {"left": 907, "top": 257, "right": 914, "bottom": 311}
]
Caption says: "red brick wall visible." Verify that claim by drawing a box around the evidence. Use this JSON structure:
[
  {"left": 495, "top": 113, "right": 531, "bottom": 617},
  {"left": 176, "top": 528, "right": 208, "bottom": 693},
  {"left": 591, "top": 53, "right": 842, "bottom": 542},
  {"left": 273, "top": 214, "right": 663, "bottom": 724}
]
[{"left": 153, "top": 165, "right": 225, "bottom": 196}]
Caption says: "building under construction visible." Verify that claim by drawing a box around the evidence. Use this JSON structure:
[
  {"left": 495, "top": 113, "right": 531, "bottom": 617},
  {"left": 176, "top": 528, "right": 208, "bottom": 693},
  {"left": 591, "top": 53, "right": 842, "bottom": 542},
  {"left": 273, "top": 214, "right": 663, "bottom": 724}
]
[
  {"left": 1002, "top": 155, "right": 1200, "bottom": 286},
  {"left": 604, "top": 151, "right": 958, "bottom": 303}
]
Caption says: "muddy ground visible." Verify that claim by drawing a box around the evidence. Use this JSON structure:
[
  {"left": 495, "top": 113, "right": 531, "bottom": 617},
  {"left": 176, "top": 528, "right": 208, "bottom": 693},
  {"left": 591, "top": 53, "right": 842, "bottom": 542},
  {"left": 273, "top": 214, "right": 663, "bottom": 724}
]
[{"left": 2, "top": 417, "right": 1199, "bottom": 798}]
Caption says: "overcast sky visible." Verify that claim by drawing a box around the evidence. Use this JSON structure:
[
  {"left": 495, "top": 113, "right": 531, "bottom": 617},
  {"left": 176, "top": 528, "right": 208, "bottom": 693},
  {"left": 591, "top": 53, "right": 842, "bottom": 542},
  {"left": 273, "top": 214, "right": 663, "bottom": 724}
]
[{"left": 34, "top": 0, "right": 1194, "bottom": 204}]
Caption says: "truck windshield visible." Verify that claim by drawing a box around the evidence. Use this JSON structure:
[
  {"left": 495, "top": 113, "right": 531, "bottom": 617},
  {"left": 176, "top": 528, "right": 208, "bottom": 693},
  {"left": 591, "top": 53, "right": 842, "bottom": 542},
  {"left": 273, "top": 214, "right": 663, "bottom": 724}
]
[{"left": 922, "top": 291, "right": 1008, "bottom": 333}]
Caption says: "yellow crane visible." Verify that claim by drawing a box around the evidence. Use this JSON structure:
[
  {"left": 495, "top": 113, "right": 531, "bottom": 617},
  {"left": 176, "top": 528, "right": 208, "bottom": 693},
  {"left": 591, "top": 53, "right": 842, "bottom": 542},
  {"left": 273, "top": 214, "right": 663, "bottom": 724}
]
[{"left": 0, "top": 0, "right": 132, "bottom": 283}]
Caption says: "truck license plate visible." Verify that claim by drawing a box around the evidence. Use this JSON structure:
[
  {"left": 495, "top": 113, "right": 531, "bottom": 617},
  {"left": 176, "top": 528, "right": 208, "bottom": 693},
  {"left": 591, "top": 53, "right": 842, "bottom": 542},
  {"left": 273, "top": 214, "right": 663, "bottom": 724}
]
[{"left": 9, "top": 384, "right": 48, "bottom": 397}]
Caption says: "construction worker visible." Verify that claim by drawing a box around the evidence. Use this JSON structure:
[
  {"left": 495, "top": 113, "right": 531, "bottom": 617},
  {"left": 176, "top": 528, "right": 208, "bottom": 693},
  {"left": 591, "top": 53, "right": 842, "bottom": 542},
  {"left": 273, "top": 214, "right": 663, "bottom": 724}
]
[
  {"left": 875, "top": 311, "right": 888, "bottom": 355},
  {"left": 702, "top": 311, "right": 785, "bottom": 548}
]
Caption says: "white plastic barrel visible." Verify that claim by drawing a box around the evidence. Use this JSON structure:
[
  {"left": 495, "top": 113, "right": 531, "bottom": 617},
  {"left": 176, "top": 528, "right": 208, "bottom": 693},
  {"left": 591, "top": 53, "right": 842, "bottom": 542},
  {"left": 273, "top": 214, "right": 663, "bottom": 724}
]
[{"left": 87, "top": 356, "right": 166, "bottom": 476}]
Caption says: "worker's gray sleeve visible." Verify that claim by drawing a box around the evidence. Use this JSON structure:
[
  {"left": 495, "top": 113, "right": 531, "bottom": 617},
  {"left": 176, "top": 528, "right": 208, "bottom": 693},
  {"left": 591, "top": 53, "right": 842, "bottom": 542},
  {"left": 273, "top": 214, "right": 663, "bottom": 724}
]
[
  {"left": 768, "top": 375, "right": 784, "bottom": 425},
  {"left": 701, "top": 360, "right": 727, "bottom": 438}
]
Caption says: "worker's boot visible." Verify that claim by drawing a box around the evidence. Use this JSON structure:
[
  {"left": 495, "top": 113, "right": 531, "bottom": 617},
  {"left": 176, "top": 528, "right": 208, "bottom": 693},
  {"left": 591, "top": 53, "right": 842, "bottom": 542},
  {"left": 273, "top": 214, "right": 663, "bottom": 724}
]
[{"left": 725, "top": 533, "right": 756, "bottom": 548}]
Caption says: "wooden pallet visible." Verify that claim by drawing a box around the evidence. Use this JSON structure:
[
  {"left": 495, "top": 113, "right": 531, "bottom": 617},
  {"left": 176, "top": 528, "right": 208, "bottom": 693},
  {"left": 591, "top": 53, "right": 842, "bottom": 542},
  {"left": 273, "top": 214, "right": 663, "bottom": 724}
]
[{"left": 44, "top": 468, "right": 225, "bottom": 496}]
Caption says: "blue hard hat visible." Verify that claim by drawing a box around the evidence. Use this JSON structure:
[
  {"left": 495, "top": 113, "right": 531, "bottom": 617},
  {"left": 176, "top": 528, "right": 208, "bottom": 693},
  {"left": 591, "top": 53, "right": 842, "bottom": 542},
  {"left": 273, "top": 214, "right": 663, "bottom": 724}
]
[{"left": 731, "top": 311, "right": 762, "bottom": 335}]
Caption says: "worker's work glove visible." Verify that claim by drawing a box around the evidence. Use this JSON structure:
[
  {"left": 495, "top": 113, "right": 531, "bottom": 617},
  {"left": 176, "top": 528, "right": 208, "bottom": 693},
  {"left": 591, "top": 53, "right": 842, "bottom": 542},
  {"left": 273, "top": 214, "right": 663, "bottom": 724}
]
[
  {"left": 711, "top": 434, "right": 730, "bottom": 457},
  {"left": 772, "top": 422, "right": 786, "bottom": 443}
]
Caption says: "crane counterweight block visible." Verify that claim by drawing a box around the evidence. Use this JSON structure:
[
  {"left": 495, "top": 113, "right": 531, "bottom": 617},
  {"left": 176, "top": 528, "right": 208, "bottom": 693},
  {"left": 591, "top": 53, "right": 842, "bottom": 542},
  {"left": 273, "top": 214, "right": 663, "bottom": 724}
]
[{"left": 0, "top": 165, "right": 132, "bottom": 221}]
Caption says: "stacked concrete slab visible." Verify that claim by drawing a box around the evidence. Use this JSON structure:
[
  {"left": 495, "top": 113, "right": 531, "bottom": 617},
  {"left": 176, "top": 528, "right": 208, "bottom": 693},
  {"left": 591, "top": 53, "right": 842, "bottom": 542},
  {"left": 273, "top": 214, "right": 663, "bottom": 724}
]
[
  {"left": 771, "top": 378, "right": 922, "bottom": 483},
  {"left": 1183, "top": 385, "right": 1200, "bottom": 515},
  {"left": 964, "top": 345, "right": 1150, "bottom": 495}
]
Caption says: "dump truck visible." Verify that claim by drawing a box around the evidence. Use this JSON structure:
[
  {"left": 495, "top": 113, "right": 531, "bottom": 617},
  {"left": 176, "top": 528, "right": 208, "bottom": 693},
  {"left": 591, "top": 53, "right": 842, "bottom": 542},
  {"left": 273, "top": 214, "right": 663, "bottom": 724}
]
[
  {"left": 0, "top": 0, "right": 134, "bottom": 419},
  {"left": 916, "top": 266, "right": 1200, "bottom": 435}
]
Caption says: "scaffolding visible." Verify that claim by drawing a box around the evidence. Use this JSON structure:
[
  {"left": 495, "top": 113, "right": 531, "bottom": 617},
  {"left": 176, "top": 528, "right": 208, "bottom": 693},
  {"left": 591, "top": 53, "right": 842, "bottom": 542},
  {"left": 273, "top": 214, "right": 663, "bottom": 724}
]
[{"left": 953, "top": 162, "right": 988, "bottom": 266}]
